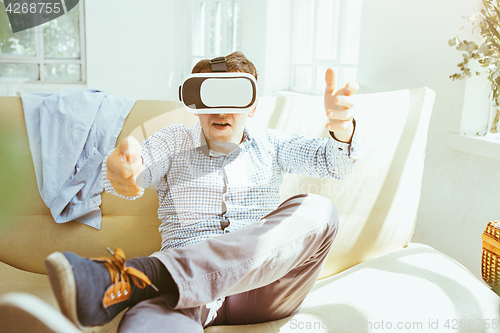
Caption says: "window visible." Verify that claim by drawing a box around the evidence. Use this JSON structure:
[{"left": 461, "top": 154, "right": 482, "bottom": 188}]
[
  {"left": 190, "top": 0, "right": 240, "bottom": 68},
  {"left": 0, "top": 0, "right": 85, "bottom": 83},
  {"left": 290, "top": 0, "right": 363, "bottom": 94}
]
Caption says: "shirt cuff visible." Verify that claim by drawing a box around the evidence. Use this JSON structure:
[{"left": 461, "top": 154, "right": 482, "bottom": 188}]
[
  {"left": 328, "top": 119, "right": 360, "bottom": 160},
  {"left": 329, "top": 118, "right": 356, "bottom": 143}
]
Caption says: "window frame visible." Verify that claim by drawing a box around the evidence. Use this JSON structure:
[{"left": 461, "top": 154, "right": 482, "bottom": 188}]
[
  {"left": 290, "top": 0, "right": 362, "bottom": 95},
  {"left": 189, "top": 0, "right": 240, "bottom": 71},
  {"left": 0, "top": 0, "right": 86, "bottom": 83}
]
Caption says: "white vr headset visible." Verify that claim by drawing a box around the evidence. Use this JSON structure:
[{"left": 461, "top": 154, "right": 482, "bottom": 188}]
[{"left": 179, "top": 57, "right": 258, "bottom": 114}]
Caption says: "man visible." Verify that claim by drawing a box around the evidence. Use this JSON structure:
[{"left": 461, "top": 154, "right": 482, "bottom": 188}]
[{"left": 45, "top": 51, "right": 360, "bottom": 332}]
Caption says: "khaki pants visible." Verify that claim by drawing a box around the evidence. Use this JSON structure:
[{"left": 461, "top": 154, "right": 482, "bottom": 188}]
[{"left": 118, "top": 194, "right": 339, "bottom": 332}]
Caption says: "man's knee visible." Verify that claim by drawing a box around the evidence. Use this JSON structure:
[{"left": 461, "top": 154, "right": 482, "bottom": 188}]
[
  {"left": 297, "top": 194, "right": 339, "bottom": 248},
  {"left": 282, "top": 193, "right": 339, "bottom": 230},
  {"left": 302, "top": 193, "right": 339, "bottom": 223}
]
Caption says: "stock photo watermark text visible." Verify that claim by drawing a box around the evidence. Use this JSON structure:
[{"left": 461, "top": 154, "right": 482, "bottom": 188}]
[{"left": 289, "top": 318, "right": 500, "bottom": 330}]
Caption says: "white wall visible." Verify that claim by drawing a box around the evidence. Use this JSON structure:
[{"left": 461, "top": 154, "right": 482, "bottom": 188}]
[
  {"left": 356, "top": 0, "right": 500, "bottom": 279},
  {"left": 84, "top": 0, "right": 292, "bottom": 100},
  {"left": 85, "top": 0, "right": 188, "bottom": 100}
]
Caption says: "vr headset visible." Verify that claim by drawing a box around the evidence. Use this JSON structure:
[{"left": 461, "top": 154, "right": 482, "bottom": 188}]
[{"left": 179, "top": 56, "right": 258, "bottom": 114}]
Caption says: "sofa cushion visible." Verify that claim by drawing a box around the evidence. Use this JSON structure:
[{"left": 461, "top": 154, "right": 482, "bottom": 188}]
[
  {"left": 250, "top": 88, "right": 435, "bottom": 279},
  {"left": 205, "top": 243, "right": 500, "bottom": 332}
]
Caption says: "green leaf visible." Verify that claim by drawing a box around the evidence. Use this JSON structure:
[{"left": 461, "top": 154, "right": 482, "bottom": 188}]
[
  {"left": 479, "top": 42, "right": 491, "bottom": 56},
  {"left": 467, "top": 41, "right": 477, "bottom": 52},
  {"left": 487, "top": 38, "right": 500, "bottom": 53},
  {"left": 493, "top": 67, "right": 500, "bottom": 80},
  {"left": 489, "top": 0, "right": 500, "bottom": 21},
  {"left": 457, "top": 42, "right": 468, "bottom": 51},
  {"left": 483, "top": 0, "right": 497, "bottom": 20},
  {"left": 485, "top": 16, "right": 500, "bottom": 42}
]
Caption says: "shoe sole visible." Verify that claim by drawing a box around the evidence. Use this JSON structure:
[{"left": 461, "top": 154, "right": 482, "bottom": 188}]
[{"left": 45, "top": 252, "right": 85, "bottom": 330}]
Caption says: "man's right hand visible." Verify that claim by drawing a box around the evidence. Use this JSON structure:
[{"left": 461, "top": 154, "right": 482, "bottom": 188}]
[{"left": 106, "top": 136, "right": 145, "bottom": 196}]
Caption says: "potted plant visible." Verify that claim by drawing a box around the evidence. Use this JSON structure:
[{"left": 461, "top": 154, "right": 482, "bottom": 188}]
[{"left": 449, "top": 0, "right": 500, "bottom": 134}]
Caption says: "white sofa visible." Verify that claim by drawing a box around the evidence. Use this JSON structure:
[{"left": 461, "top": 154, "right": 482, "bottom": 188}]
[{"left": 0, "top": 87, "right": 499, "bottom": 332}]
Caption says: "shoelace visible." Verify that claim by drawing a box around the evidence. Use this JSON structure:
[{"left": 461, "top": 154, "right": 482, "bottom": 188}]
[{"left": 93, "top": 248, "right": 158, "bottom": 307}]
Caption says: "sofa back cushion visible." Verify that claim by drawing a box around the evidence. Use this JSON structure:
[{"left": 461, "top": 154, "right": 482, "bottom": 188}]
[{"left": 250, "top": 88, "right": 435, "bottom": 279}]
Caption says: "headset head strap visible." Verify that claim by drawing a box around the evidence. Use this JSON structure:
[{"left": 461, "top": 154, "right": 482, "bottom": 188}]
[{"left": 210, "top": 56, "right": 227, "bottom": 72}]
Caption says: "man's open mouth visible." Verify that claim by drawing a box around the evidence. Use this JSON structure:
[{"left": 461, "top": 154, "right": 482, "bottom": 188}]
[{"left": 212, "top": 122, "right": 231, "bottom": 130}]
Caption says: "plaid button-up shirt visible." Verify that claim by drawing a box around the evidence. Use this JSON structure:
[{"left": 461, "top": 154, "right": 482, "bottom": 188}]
[{"left": 102, "top": 121, "right": 360, "bottom": 251}]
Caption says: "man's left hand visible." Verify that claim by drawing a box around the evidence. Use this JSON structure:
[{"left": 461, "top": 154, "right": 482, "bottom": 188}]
[{"left": 324, "top": 68, "right": 359, "bottom": 143}]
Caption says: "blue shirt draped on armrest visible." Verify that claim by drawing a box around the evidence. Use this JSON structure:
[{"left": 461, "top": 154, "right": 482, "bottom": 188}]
[{"left": 22, "top": 89, "right": 136, "bottom": 229}]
